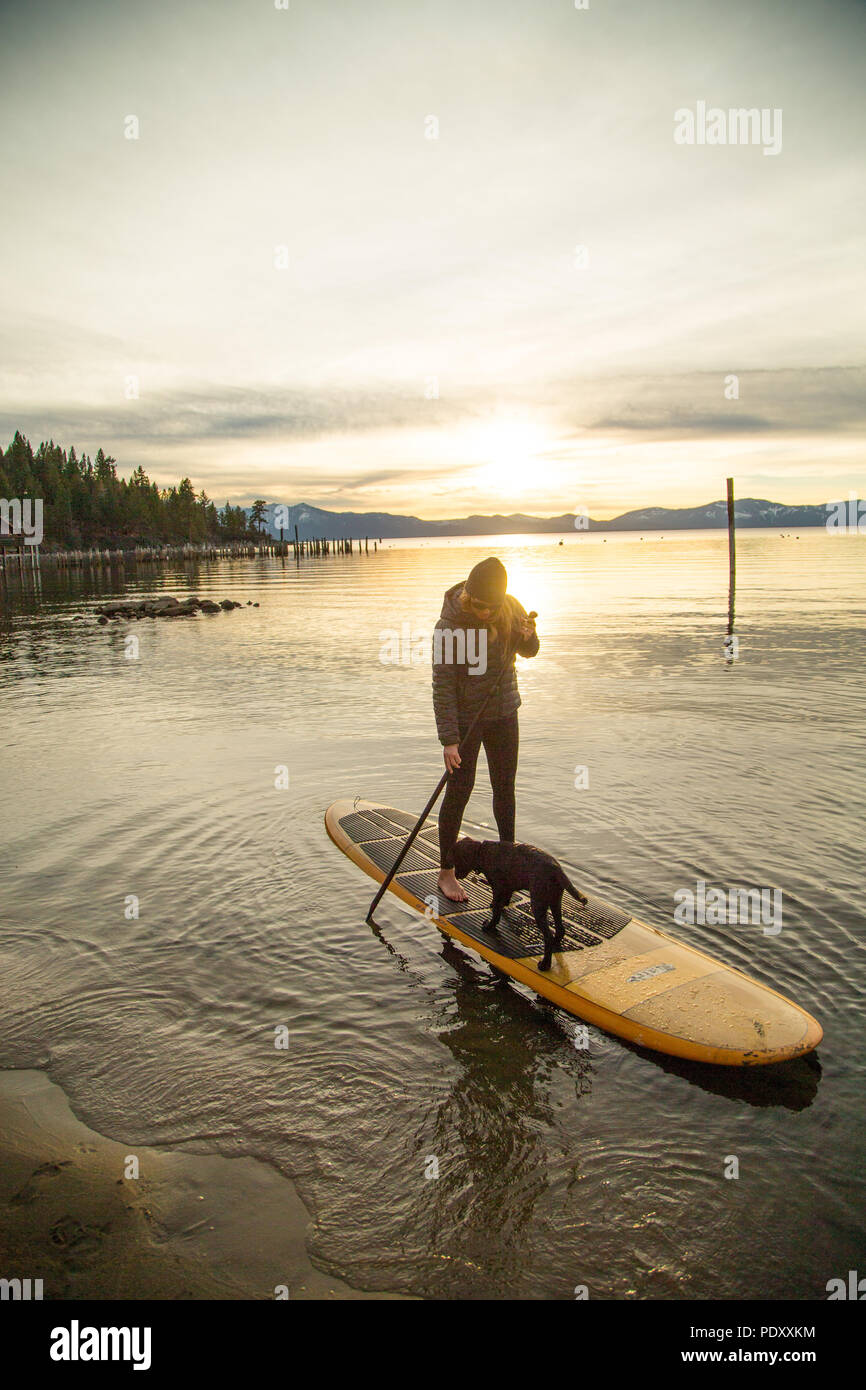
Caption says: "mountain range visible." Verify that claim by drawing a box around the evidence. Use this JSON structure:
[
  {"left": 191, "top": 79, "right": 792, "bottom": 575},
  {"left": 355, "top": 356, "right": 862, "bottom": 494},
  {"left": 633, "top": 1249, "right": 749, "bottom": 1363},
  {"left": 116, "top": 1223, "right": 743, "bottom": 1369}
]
[{"left": 254, "top": 498, "right": 832, "bottom": 541}]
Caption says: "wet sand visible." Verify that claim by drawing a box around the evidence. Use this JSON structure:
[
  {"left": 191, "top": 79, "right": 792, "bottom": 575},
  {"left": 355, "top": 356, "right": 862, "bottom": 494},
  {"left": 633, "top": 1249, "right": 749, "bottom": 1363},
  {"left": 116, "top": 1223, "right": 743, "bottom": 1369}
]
[{"left": 0, "top": 1070, "right": 402, "bottom": 1300}]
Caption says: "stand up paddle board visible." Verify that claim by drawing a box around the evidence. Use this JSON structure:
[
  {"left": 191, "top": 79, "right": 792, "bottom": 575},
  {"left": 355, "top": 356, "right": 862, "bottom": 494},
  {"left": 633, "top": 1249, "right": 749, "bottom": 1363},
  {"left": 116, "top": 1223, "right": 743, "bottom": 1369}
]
[{"left": 325, "top": 799, "right": 823, "bottom": 1067}]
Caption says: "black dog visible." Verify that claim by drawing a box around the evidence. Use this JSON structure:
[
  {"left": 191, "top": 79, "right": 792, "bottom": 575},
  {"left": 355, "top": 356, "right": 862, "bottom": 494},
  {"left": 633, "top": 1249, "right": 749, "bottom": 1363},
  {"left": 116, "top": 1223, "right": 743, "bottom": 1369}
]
[{"left": 452, "top": 838, "right": 589, "bottom": 972}]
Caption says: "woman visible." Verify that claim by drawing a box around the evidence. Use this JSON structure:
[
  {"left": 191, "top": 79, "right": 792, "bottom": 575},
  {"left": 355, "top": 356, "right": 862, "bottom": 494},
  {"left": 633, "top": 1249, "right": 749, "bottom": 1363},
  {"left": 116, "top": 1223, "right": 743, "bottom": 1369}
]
[{"left": 432, "top": 557, "right": 539, "bottom": 902}]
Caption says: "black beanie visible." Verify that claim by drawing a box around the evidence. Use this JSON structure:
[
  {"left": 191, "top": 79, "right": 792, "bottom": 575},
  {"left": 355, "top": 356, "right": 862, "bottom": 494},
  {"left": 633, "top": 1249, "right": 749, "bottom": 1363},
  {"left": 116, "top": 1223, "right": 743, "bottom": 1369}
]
[{"left": 466, "top": 557, "right": 507, "bottom": 606}]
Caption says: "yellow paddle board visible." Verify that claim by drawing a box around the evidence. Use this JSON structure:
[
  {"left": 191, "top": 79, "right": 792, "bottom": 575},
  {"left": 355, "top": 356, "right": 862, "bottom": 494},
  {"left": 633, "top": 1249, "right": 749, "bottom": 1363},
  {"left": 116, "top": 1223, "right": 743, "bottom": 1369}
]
[{"left": 325, "top": 799, "right": 822, "bottom": 1067}]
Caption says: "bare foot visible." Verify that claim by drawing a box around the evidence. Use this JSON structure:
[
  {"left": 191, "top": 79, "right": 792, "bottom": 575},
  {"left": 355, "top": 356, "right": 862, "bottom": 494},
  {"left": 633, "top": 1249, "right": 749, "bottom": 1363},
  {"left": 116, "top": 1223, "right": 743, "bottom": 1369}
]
[{"left": 437, "top": 868, "right": 468, "bottom": 903}]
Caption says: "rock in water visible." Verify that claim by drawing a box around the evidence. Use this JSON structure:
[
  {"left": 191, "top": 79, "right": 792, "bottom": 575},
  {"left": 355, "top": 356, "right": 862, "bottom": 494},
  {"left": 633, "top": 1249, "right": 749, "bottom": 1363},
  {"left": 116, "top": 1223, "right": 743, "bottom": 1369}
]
[{"left": 95, "top": 594, "right": 246, "bottom": 620}]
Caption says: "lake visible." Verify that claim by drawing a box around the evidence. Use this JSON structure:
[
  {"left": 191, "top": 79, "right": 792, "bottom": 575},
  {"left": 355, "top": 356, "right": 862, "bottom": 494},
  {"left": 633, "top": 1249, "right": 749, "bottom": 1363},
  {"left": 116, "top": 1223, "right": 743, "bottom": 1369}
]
[{"left": 1, "top": 528, "right": 864, "bottom": 1298}]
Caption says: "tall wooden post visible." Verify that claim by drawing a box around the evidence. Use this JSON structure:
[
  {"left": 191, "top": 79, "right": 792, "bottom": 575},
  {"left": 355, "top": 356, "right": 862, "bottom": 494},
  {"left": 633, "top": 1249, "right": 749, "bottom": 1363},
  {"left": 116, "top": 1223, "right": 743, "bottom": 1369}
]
[{"left": 727, "top": 478, "right": 736, "bottom": 629}]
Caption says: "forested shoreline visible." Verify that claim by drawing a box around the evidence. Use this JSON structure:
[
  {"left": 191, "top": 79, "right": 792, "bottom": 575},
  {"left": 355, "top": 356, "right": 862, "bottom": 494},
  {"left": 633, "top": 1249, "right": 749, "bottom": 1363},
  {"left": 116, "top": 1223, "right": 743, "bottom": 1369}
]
[{"left": 0, "top": 431, "right": 266, "bottom": 548}]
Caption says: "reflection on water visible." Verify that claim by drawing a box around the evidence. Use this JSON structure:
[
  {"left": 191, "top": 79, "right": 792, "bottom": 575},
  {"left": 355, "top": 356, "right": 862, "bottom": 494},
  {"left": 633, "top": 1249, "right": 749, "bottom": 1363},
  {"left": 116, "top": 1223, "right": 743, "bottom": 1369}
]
[{"left": 1, "top": 530, "right": 864, "bottom": 1297}]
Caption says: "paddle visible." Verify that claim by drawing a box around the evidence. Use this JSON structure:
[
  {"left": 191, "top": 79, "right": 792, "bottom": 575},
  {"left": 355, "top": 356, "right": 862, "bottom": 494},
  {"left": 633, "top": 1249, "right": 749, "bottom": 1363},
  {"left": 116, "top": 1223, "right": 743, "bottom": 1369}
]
[{"left": 365, "top": 611, "right": 537, "bottom": 926}]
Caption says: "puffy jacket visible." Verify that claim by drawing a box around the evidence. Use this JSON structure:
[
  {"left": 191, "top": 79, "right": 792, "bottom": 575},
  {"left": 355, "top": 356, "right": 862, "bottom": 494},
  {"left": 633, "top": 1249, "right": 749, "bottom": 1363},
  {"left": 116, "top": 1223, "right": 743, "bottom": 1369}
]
[{"left": 432, "top": 580, "right": 540, "bottom": 746}]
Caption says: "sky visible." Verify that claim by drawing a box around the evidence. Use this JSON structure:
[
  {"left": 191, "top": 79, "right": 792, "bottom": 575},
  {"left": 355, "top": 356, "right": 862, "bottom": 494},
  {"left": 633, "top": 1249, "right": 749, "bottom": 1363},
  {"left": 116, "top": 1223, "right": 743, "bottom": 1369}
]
[{"left": 1, "top": 0, "right": 864, "bottom": 518}]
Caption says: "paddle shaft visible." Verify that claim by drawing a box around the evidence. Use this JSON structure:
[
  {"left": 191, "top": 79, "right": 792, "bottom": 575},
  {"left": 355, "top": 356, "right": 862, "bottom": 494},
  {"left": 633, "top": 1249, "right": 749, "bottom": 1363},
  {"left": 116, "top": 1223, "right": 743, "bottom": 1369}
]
[{"left": 365, "top": 612, "right": 536, "bottom": 924}]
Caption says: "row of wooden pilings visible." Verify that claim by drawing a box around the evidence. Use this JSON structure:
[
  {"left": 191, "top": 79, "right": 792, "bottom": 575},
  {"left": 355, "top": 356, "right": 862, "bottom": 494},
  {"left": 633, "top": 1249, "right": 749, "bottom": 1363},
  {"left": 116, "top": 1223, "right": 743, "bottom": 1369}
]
[
  {"left": 289, "top": 529, "right": 379, "bottom": 557},
  {"left": 0, "top": 534, "right": 381, "bottom": 579}
]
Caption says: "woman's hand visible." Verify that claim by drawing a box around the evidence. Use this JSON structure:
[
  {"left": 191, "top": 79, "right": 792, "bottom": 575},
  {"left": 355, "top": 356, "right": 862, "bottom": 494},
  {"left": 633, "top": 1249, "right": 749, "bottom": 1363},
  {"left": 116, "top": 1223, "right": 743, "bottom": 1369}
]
[
  {"left": 519, "top": 615, "right": 536, "bottom": 640},
  {"left": 443, "top": 744, "right": 461, "bottom": 773}
]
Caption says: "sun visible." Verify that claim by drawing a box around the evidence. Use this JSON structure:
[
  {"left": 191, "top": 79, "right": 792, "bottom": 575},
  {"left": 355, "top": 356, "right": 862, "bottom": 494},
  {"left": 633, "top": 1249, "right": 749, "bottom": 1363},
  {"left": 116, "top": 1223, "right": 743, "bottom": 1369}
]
[{"left": 471, "top": 417, "right": 549, "bottom": 500}]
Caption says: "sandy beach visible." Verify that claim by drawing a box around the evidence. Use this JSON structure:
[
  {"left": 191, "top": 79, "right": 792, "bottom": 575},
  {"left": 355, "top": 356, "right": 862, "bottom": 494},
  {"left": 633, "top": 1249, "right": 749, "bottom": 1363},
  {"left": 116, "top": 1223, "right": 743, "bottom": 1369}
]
[{"left": 0, "top": 1069, "right": 401, "bottom": 1300}]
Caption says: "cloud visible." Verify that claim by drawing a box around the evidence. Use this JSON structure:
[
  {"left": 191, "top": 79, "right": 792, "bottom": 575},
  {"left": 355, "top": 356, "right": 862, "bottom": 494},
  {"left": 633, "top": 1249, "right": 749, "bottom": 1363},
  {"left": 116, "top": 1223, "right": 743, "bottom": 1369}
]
[{"left": 591, "top": 411, "right": 774, "bottom": 434}]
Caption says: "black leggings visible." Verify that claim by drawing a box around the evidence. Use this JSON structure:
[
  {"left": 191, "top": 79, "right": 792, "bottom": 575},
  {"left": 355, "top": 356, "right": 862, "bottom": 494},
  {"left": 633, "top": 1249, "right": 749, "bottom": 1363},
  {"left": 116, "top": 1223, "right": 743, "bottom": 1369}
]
[{"left": 438, "top": 714, "right": 519, "bottom": 869}]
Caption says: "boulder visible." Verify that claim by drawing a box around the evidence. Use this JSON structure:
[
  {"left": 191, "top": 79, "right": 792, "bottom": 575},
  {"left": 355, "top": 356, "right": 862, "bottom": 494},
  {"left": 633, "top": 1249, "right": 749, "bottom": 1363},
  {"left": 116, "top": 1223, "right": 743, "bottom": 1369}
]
[{"left": 99, "top": 601, "right": 135, "bottom": 617}]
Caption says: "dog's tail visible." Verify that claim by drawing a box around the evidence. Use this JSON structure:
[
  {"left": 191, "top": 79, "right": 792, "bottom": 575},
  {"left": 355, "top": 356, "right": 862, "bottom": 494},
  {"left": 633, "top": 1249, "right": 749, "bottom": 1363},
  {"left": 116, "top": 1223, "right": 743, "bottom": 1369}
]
[{"left": 558, "top": 867, "right": 588, "bottom": 905}]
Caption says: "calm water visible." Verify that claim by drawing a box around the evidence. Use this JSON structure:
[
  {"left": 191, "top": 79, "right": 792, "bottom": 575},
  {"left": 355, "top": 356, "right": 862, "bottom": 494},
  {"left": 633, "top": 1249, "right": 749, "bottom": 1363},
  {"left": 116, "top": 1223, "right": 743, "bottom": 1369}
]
[{"left": 1, "top": 529, "right": 864, "bottom": 1298}]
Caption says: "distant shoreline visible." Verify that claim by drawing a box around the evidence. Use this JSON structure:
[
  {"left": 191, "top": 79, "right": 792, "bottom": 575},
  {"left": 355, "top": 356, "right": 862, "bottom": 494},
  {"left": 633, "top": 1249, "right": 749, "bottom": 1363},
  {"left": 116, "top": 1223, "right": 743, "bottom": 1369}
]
[{"left": 0, "top": 518, "right": 837, "bottom": 561}]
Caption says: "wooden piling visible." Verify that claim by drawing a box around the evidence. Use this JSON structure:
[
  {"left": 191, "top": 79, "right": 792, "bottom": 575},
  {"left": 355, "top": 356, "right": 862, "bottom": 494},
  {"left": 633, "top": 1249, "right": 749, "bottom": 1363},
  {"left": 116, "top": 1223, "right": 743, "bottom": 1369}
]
[
  {"left": 725, "top": 477, "right": 737, "bottom": 663},
  {"left": 726, "top": 477, "right": 736, "bottom": 634}
]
